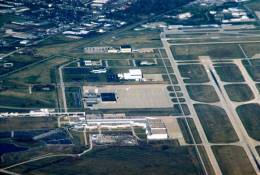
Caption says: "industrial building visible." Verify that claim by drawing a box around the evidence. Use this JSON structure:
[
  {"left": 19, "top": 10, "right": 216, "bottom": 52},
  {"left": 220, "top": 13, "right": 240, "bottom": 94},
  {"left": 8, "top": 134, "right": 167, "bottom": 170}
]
[
  {"left": 118, "top": 69, "right": 143, "bottom": 81},
  {"left": 120, "top": 45, "right": 132, "bottom": 53},
  {"left": 83, "top": 89, "right": 117, "bottom": 107},
  {"left": 146, "top": 118, "right": 168, "bottom": 140}
]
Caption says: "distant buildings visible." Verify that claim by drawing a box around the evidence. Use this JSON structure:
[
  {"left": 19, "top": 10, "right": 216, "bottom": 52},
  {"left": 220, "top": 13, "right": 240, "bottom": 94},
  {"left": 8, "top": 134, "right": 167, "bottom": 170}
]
[
  {"left": 211, "top": 7, "right": 255, "bottom": 24},
  {"left": 5, "top": 29, "right": 37, "bottom": 39}
]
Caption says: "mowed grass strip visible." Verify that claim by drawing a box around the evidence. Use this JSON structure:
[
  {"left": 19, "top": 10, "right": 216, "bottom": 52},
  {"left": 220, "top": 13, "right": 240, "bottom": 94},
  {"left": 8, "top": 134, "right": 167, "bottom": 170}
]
[
  {"left": 224, "top": 84, "right": 254, "bottom": 102},
  {"left": 194, "top": 104, "right": 239, "bottom": 143},
  {"left": 236, "top": 103, "right": 260, "bottom": 141},
  {"left": 212, "top": 146, "right": 256, "bottom": 175},
  {"left": 186, "top": 85, "right": 219, "bottom": 103},
  {"left": 178, "top": 64, "right": 209, "bottom": 83},
  {"left": 214, "top": 64, "right": 244, "bottom": 82},
  {"left": 171, "top": 44, "right": 243, "bottom": 60}
]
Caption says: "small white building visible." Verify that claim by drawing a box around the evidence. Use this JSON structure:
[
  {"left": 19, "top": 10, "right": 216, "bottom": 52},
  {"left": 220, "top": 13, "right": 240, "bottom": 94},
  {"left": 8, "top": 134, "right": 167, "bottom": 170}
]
[
  {"left": 108, "top": 48, "right": 119, "bottom": 53},
  {"left": 90, "top": 68, "right": 107, "bottom": 74},
  {"left": 83, "top": 60, "right": 102, "bottom": 66},
  {"left": 118, "top": 69, "right": 142, "bottom": 81},
  {"left": 177, "top": 12, "right": 192, "bottom": 20},
  {"left": 120, "top": 45, "right": 132, "bottom": 53}
]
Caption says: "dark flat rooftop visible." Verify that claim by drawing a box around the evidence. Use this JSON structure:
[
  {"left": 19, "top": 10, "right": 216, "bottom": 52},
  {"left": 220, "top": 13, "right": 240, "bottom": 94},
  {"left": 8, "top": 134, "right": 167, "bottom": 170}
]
[{"left": 101, "top": 93, "right": 117, "bottom": 102}]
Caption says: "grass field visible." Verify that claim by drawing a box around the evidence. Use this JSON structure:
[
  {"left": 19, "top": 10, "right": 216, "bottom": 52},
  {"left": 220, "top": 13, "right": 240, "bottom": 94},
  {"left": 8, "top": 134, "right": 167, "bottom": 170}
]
[
  {"left": 257, "top": 84, "right": 260, "bottom": 92},
  {"left": 37, "top": 35, "right": 81, "bottom": 46},
  {"left": 0, "top": 53, "right": 44, "bottom": 76},
  {"left": 9, "top": 145, "right": 204, "bottom": 175},
  {"left": 214, "top": 64, "right": 244, "bottom": 82},
  {"left": 197, "top": 146, "right": 216, "bottom": 175},
  {"left": 236, "top": 103, "right": 260, "bottom": 141},
  {"left": 69, "top": 129, "right": 86, "bottom": 146},
  {"left": 0, "top": 56, "right": 71, "bottom": 110},
  {"left": 178, "top": 64, "right": 209, "bottom": 83},
  {"left": 245, "top": 0, "right": 260, "bottom": 12},
  {"left": 250, "top": 59, "right": 260, "bottom": 65},
  {"left": 107, "top": 59, "right": 131, "bottom": 67},
  {"left": 194, "top": 104, "right": 239, "bottom": 143},
  {"left": 134, "top": 127, "right": 147, "bottom": 140},
  {"left": 224, "top": 84, "right": 254, "bottom": 102},
  {"left": 101, "top": 29, "right": 162, "bottom": 48},
  {"left": 257, "top": 146, "right": 260, "bottom": 156},
  {"left": 8, "top": 56, "right": 72, "bottom": 84},
  {"left": 171, "top": 44, "right": 243, "bottom": 60},
  {"left": 0, "top": 117, "right": 58, "bottom": 131},
  {"left": 0, "top": 14, "right": 25, "bottom": 27},
  {"left": 1, "top": 144, "right": 84, "bottom": 168},
  {"left": 0, "top": 92, "right": 56, "bottom": 109},
  {"left": 178, "top": 118, "right": 202, "bottom": 144},
  {"left": 65, "top": 87, "right": 83, "bottom": 111},
  {"left": 240, "top": 43, "right": 260, "bottom": 58},
  {"left": 243, "top": 60, "right": 260, "bottom": 82},
  {"left": 212, "top": 146, "right": 256, "bottom": 175},
  {"left": 186, "top": 85, "right": 219, "bottom": 103}
]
